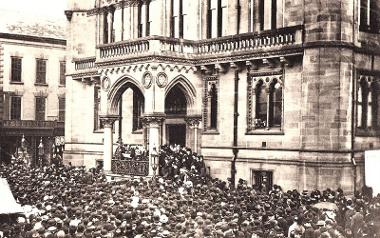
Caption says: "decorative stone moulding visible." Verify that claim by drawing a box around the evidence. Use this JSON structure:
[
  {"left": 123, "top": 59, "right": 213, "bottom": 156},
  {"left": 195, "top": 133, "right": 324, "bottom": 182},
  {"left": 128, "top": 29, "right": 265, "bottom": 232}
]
[
  {"left": 141, "top": 113, "right": 166, "bottom": 127},
  {"left": 142, "top": 71, "right": 153, "bottom": 89},
  {"left": 156, "top": 72, "right": 168, "bottom": 88},
  {"left": 185, "top": 115, "right": 202, "bottom": 128},
  {"left": 102, "top": 76, "right": 111, "bottom": 91},
  {"left": 99, "top": 114, "right": 120, "bottom": 127}
]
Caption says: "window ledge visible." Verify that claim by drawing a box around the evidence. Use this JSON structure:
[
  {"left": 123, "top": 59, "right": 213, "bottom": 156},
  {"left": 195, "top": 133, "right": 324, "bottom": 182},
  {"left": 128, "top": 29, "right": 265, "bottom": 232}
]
[
  {"left": 34, "top": 83, "right": 48, "bottom": 87},
  {"left": 356, "top": 128, "right": 380, "bottom": 137},
  {"left": 59, "top": 84, "right": 66, "bottom": 88},
  {"left": 93, "top": 129, "right": 104, "bottom": 134},
  {"left": 246, "top": 128, "right": 284, "bottom": 135},
  {"left": 10, "top": 81, "right": 24, "bottom": 85},
  {"left": 132, "top": 129, "right": 143, "bottom": 134},
  {"left": 359, "top": 25, "right": 379, "bottom": 34},
  {"left": 203, "top": 129, "right": 220, "bottom": 135}
]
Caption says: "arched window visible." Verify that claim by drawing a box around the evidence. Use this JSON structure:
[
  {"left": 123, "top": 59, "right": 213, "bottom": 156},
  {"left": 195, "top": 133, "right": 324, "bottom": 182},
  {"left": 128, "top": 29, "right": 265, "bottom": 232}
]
[
  {"left": 138, "top": 1, "right": 143, "bottom": 37},
  {"left": 255, "top": 80, "right": 267, "bottom": 127},
  {"left": 357, "top": 81, "right": 363, "bottom": 128},
  {"left": 206, "top": 0, "right": 226, "bottom": 38},
  {"left": 269, "top": 79, "right": 282, "bottom": 127},
  {"left": 372, "top": 82, "right": 380, "bottom": 127},
  {"left": 210, "top": 83, "right": 218, "bottom": 129},
  {"left": 138, "top": 0, "right": 151, "bottom": 37},
  {"left": 368, "top": 86, "right": 373, "bottom": 128},
  {"left": 358, "top": 78, "right": 369, "bottom": 128},
  {"left": 165, "top": 86, "right": 187, "bottom": 115},
  {"left": 133, "top": 90, "right": 144, "bottom": 131},
  {"left": 171, "top": 0, "right": 185, "bottom": 38}
]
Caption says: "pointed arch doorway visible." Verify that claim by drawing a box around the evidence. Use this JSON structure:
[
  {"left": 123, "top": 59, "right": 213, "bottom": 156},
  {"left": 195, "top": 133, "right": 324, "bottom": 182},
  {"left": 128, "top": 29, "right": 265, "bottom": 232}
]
[{"left": 165, "top": 84, "right": 187, "bottom": 146}]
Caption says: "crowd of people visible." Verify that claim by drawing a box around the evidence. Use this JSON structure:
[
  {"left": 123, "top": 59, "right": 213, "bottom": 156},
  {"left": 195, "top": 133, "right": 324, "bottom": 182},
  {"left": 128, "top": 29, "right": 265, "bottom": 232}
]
[
  {"left": 0, "top": 147, "right": 379, "bottom": 238},
  {"left": 158, "top": 145, "right": 207, "bottom": 183}
]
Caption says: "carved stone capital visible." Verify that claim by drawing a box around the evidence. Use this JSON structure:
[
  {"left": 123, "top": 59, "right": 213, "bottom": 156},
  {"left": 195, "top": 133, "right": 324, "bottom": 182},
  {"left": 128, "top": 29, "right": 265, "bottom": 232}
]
[
  {"left": 100, "top": 115, "right": 119, "bottom": 127},
  {"left": 141, "top": 113, "right": 166, "bottom": 127},
  {"left": 185, "top": 115, "right": 202, "bottom": 128}
]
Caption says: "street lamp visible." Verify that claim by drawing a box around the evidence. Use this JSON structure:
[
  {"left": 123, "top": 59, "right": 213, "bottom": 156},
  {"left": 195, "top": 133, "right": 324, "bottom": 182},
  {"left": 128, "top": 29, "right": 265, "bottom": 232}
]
[
  {"left": 38, "top": 138, "right": 44, "bottom": 167},
  {"left": 21, "top": 134, "right": 26, "bottom": 165},
  {"left": 151, "top": 147, "right": 159, "bottom": 182}
]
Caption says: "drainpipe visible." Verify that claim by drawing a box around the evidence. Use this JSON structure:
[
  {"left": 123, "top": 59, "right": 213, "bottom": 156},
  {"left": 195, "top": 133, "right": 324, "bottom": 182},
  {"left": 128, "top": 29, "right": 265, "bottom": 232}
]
[
  {"left": 236, "top": 0, "right": 241, "bottom": 34},
  {"left": 351, "top": 0, "right": 357, "bottom": 194},
  {"left": 231, "top": 64, "right": 239, "bottom": 189}
]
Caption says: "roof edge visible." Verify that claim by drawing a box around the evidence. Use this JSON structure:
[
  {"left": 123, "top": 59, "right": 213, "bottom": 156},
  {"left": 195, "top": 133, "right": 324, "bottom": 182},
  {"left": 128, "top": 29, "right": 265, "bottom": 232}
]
[{"left": 0, "top": 33, "right": 66, "bottom": 46}]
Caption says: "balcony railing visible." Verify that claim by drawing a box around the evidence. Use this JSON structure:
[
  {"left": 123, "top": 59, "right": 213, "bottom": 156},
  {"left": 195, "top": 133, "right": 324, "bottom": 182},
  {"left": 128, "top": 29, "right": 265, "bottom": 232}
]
[
  {"left": 111, "top": 159, "right": 149, "bottom": 176},
  {"left": 75, "top": 25, "right": 303, "bottom": 69},
  {"left": 196, "top": 25, "right": 303, "bottom": 55},
  {"left": 2, "top": 120, "right": 64, "bottom": 129},
  {"left": 73, "top": 56, "right": 96, "bottom": 71}
]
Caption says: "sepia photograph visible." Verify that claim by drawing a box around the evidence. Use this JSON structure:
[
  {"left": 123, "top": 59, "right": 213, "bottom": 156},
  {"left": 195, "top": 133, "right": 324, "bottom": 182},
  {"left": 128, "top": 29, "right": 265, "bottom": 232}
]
[{"left": 0, "top": 0, "right": 380, "bottom": 237}]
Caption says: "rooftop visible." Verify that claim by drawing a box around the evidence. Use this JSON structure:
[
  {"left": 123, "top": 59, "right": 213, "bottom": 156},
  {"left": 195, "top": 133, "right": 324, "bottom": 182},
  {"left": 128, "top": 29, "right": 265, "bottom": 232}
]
[{"left": 0, "top": 9, "right": 66, "bottom": 40}]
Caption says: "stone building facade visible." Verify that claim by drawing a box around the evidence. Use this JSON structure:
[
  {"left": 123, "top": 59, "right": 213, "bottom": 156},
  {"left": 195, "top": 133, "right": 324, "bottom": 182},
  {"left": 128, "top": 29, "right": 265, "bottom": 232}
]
[
  {"left": 65, "top": 0, "right": 380, "bottom": 192},
  {"left": 0, "top": 19, "right": 67, "bottom": 164}
]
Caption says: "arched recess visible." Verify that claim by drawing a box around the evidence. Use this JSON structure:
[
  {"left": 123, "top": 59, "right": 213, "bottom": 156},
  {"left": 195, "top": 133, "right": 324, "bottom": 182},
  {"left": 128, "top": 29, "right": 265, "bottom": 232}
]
[
  {"left": 165, "top": 75, "right": 197, "bottom": 113},
  {"left": 107, "top": 75, "right": 145, "bottom": 115}
]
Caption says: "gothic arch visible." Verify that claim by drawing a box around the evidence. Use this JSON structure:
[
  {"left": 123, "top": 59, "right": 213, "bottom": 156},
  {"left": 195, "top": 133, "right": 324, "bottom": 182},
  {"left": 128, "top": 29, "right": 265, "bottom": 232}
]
[
  {"left": 165, "top": 75, "right": 197, "bottom": 109},
  {"left": 107, "top": 75, "right": 145, "bottom": 114}
]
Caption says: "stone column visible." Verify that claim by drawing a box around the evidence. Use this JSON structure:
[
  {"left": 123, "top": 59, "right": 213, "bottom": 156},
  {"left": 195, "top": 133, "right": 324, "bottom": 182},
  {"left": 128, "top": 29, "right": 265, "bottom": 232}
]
[
  {"left": 185, "top": 115, "right": 202, "bottom": 153},
  {"left": 114, "top": 6, "right": 123, "bottom": 42},
  {"left": 107, "top": 8, "right": 115, "bottom": 43},
  {"left": 141, "top": 113, "right": 166, "bottom": 176},
  {"left": 100, "top": 115, "right": 119, "bottom": 173},
  {"left": 123, "top": 5, "right": 131, "bottom": 39},
  {"left": 133, "top": 4, "right": 139, "bottom": 38},
  {"left": 227, "top": 0, "right": 238, "bottom": 35},
  {"left": 263, "top": 0, "right": 272, "bottom": 30}
]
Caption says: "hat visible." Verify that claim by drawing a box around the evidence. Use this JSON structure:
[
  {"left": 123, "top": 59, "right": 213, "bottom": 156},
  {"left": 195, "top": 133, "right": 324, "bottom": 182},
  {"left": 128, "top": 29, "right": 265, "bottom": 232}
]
[{"left": 317, "top": 220, "right": 326, "bottom": 226}]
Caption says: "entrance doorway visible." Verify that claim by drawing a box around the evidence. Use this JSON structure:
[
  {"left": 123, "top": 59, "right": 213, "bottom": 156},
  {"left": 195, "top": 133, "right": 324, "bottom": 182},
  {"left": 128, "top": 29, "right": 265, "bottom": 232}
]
[
  {"left": 252, "top": 170, "right": 273, "bottom": 191},
  {"left": 167, "top": 124, "right": 186, "bottom": 146}
]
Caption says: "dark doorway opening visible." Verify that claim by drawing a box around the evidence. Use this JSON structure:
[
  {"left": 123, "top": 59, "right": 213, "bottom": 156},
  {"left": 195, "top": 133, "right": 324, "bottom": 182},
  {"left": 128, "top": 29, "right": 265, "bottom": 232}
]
[
  {"left": 252, "top": 170, "right": 273, "bottom": 192},
  {"left": 167, "top": 124, "right": 186, "bottom": 146}
]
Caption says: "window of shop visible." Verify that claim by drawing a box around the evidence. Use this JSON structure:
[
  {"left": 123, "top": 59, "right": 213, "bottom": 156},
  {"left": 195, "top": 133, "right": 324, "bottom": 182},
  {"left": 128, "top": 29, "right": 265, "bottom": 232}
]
[
  {"left": 10, "top": 96, "right": 21, "bottom": 120},
  {"left": 35, "top": 97, "right": 46, "bottom": 121}
]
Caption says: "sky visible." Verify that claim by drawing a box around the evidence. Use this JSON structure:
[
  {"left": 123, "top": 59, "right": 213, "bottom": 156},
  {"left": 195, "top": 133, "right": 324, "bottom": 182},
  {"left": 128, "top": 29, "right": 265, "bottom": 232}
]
[{"left": 0, "top": 0, "right": 67, "bottom": 20}]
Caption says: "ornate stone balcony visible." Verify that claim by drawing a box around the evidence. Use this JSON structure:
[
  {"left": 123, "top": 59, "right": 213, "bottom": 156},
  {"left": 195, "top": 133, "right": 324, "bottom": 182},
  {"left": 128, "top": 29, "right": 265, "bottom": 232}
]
[
  {"left": 196, "top": 25, "right": 303, "bottom": 55},
  {"left": 71, "top": 57, "right": 98, "bottom": 77},
  {"left": 72, "top": 25, "right": 303, "bottom": 69},
  {"left": 74, "top": 56, "right": 96, "bottom": 70},
  {"left": 96, "top": 36, "right": 196, "bottom": 64}
]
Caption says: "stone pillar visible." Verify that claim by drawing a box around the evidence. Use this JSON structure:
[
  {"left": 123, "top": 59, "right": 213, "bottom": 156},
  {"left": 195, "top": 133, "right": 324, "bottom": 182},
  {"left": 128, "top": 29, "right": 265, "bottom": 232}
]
[
  {"left": 185, "top": 115, "right": 202, "bottom": 153},
  {"left": 141, "top": 113, "right": 166, "bottom": 176},
  {"left": 100, "top": 115, "right": 119, "bottom": 173},
  {"left": 200, "top": 0, "right": 208, "bottom": 39},
  {"left": 123, "top": 5, "right": 131, "bottom": 39},
  {"left": 133, "top": 4, "right": 139, "bottom": 38},
  {"left": 114, "top": 7, "right": 123, "bottom": 42},
  {"left": 227, "top": 0, "right": 238, "bottom": 35},
  {"left": 263, "top": 0, "right": 272, "bottom": 30},
  {"left": 107, "top": 8, "right": 114, "bottom": 43}
]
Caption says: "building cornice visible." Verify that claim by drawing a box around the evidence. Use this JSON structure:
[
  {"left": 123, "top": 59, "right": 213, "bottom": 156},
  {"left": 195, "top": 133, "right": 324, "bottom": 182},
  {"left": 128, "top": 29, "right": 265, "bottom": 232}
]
[{"left": 0, "top": 33, "right": 66, "bottom": 46}]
